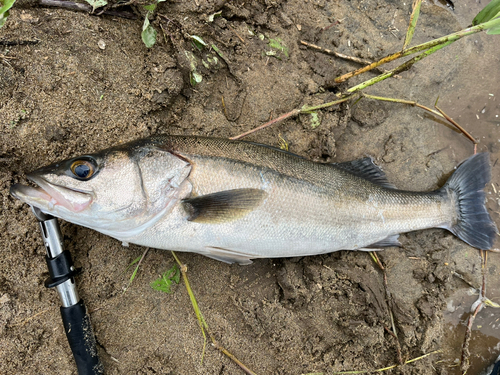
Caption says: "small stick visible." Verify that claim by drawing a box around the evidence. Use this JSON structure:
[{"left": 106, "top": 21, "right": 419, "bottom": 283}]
[
  {"left": 460, "top": 302, "right": 482, "bottom": 374},
  {"left": 369, "top": 253, "right": 404, "bottom": 365},
  {"left": 330, "top": 349, "right": 442, "bottom": 374},
  {"left": 384, "top": 326, "right": 403, "bottom": 365},
  {"left": 300, "top": 40, "right": 382, "bottom": 71},
  {"left": 9, "top": 308, "right": 51, "bottom": 327},
  {"left": 171, "top": 252, "right": 257, "bottom": 375},
  {"left": 38, "top": 0, "right": 137, "bottom": 19},
  {"left": 460, "top": 250, "right": 489, "bottom": 374},
  {"left": 321, "top": 20, "right": 341, "bottom": 32},
  {"left": 434, "top": 105, "right": 477, "bottom": 153},
  {"left": 230, "top": 94, "right": 357, "bottom": 140},
  {"left": 362, "top": 94, "right": 478, "bottom": 153},
  {"left": 334, "top": 18, "right": 499, "bottom": 83},
  {"left": 346, "top": 41, "right": 453, "bottom": 93},
  {"left": 361, "top": 93, "right": 444, "bottom": 118},
  {"left": 230, "top": 109, "right": 301, "bottom": 140},
  {"left": 0, "top": 40, "right": 39, "bottom": 46},
  {"left": 370, "top": 252, "right": 385, "bottom": 271},
  {"left": 229, "top": 25, "right": 246, "bottom": 44},
  {"left": 221, "top": 96, "right": 228, "bottom": 119}
]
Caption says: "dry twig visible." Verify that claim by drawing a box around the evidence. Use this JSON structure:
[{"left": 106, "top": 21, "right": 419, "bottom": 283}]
[{"left": 300, "top": 40, "right": 382, "bottom": 72}]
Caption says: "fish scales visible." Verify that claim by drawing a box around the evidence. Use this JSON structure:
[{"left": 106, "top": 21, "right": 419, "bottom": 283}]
[
  {"left": 10, "top": 135, "right": 497, "bottom": 264},
  {"left": 95, "top": 136, "right": 454, "bottom": 255}
]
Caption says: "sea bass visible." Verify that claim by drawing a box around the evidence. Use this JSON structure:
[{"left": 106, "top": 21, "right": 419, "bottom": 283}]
[{"left": 10, "top": 135, "right": 497, "bottom": 264}]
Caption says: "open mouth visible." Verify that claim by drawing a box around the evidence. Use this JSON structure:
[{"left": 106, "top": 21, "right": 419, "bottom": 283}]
[{"left": 10, "top": 175, "right": 92, "bottom": 213}]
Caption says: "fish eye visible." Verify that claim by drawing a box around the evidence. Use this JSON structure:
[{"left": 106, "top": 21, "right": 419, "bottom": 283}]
[{"left": 70, "top": 159, "right": 95, "bottom": 180}]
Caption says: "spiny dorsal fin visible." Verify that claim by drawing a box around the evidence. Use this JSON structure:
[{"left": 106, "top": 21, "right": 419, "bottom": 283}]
[
  {"left": 334, "top": 157, "right": 396, "bottom": 189},
  {"left": 183, "top": 188, "right": 267, "bottom": 223}
]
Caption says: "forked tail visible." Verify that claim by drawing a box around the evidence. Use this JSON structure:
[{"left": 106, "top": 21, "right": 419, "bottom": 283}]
[{"left": 442, "top": 153, "right": 497, "bottom": 250}]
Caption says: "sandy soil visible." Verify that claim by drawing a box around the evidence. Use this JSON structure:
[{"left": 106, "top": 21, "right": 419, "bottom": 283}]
[{"left": 1, "top": 0, "right": 499, "bottom": 374}]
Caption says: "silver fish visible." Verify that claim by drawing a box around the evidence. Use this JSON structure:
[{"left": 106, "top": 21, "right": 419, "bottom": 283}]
[{"left": 10, "top": 135, "right": 497, "bottom": 264}]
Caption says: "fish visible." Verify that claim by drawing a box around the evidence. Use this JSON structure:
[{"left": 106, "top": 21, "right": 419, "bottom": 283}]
[{"left": 10, "top": 135, "right": 498, "bottom": 264}]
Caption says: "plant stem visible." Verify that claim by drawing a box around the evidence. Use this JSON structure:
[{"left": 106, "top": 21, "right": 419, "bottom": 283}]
[
  {"left": 230, "top": 109, "right": 301, "bottom": 140},
  {"left": 335, "top": 17, "right": 500, "bottom": 83},
  {"left": 231, "top": 94, "right": 357, "bottom": 140},
  {"left": 347, "top": 40, "right": 453, "bottom": 93},
  {"left": 171, "top": 251, "right": 258, "bottom": 375},
  {"left": 301, "top": 93, "right": 358, "bottom": 112},
  {"left": 361, "top": 93, "right": 444, "bottom": 117}
]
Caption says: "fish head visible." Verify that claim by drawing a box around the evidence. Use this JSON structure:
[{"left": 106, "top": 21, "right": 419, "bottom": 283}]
[{"left": 10, "top": 141, "right": 192, "bottom": 235}]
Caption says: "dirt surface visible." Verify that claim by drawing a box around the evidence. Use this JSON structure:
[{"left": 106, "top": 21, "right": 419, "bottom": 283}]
[{"left": 1, "top": 0, "right": 499, "bottom": 374}]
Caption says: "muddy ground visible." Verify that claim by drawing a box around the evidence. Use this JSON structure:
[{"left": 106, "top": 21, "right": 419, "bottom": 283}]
[{"left": 1, "top": 0, "right": 500, "bottom": 374}]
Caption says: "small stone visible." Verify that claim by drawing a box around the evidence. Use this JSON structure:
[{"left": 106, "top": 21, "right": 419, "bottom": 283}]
[{"left": 98, "top": 39, "right": 106, "bottom": 50}]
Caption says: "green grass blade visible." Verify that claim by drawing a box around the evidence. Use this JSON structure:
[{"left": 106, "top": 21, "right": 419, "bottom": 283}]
[
  {"left": 486, "top": 23, "right": 500, "bottom": 34},
  {"left": 0, "top": 0, "right": 16, "bottom": 28},
  {"left": 403, "top": 0, "right": 422, "bottom": 50},
  {"left": 473, "top": 0, "right": 500, "bottom": 25},
  {"left": 124, "top": 249, "right": 149, "bottom": 292},
  {"left": 125, "top": 255, "right": 143, "bottom": 272}
]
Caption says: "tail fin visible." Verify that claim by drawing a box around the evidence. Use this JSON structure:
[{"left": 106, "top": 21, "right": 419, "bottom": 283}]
[{"left": 442, "top": 153, "right": 497, "bottom": 250}]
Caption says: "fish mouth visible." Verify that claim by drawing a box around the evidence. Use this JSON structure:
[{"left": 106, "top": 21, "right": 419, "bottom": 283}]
[{"left": 10, "top": 174, "right": 92, "bottom": 213}]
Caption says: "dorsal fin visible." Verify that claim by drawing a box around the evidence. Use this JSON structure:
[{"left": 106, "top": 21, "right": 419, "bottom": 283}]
[
  {"left": 182, "top": 188, "right": 267, "bottom": 223},
  {"left": 333, "top": 157, "right": 396, "bottom": 189}
]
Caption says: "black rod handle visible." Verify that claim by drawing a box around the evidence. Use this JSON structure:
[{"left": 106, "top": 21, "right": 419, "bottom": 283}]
[{"left": 60, "top": 300, "right": 104, "bottom": 375}]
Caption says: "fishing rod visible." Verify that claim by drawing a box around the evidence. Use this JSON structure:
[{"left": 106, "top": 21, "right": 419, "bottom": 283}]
[{"left": 32, "top": 207, "right": 103, "bottom": 375}]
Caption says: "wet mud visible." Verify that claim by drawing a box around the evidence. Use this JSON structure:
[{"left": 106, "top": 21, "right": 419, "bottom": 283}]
[{"left": 1, "top": 0, "right": 499, "bottom": 374}]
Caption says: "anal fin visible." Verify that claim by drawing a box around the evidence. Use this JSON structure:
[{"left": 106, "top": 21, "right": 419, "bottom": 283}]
[
  {"left": 359, "top": 234, "right": 401, "bottom": 250},
  {"left": 204, "top": 246, "right": 255, "bottom": 265}
]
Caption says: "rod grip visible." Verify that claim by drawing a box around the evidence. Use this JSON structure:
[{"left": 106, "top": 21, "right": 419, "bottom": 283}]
[{"left": 60, "top": 300, "right": 104, "bottom": 375}]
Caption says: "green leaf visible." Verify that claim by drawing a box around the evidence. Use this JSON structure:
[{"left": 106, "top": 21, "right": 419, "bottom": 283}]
[
  {"left": 190, "top": 35, "right": 207, "bottom": 50},
  {"left": 268, "top": 38, "right": 288, "bottom": 57},
  {"left": 403, "top": 0, "right": 422, "bottom": 50},
  {"left": 150, "top": 264, "right": 180, "bottom": 293},
  {"left": 0, "top": 11, "right": 9, "bottom": 28},
  {"left": 211, "top": 44, "right": 224, "bottom": 58},
  {"left": 309, "top": 111, "right": 321, "bottom": 129},
  {"left": 0, "top": 0, "right": 16, "bottom": 28},
  {"left": 473, "top": 0, "right": 500, "bottom": 25},
  {"left": 486, "top": 23, "right": 500, "bottom": 34},
  {"left": 190, "top": 71, "right": 203, "bottom": 85},
  {"left": 83, "top": 0, "right": 107, "bottom": 11},
  {"left": 0, "top": 0, "right": 15, "bottom": 13},
  {"left": 142, "top": 16, "right": 157, "bottom": 48},
  {"left": 143, "top": 3, "right": 156, "bottom": 11}
]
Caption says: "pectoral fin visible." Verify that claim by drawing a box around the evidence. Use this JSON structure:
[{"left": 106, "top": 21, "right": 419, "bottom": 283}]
[{"left": 182, "top": 188, "right": 267, "bottom": 223}]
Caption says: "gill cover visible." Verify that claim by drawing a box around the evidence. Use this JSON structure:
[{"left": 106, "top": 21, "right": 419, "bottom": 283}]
[{"left": 11, "top": 143, "right": 192, "bottom": 235}]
